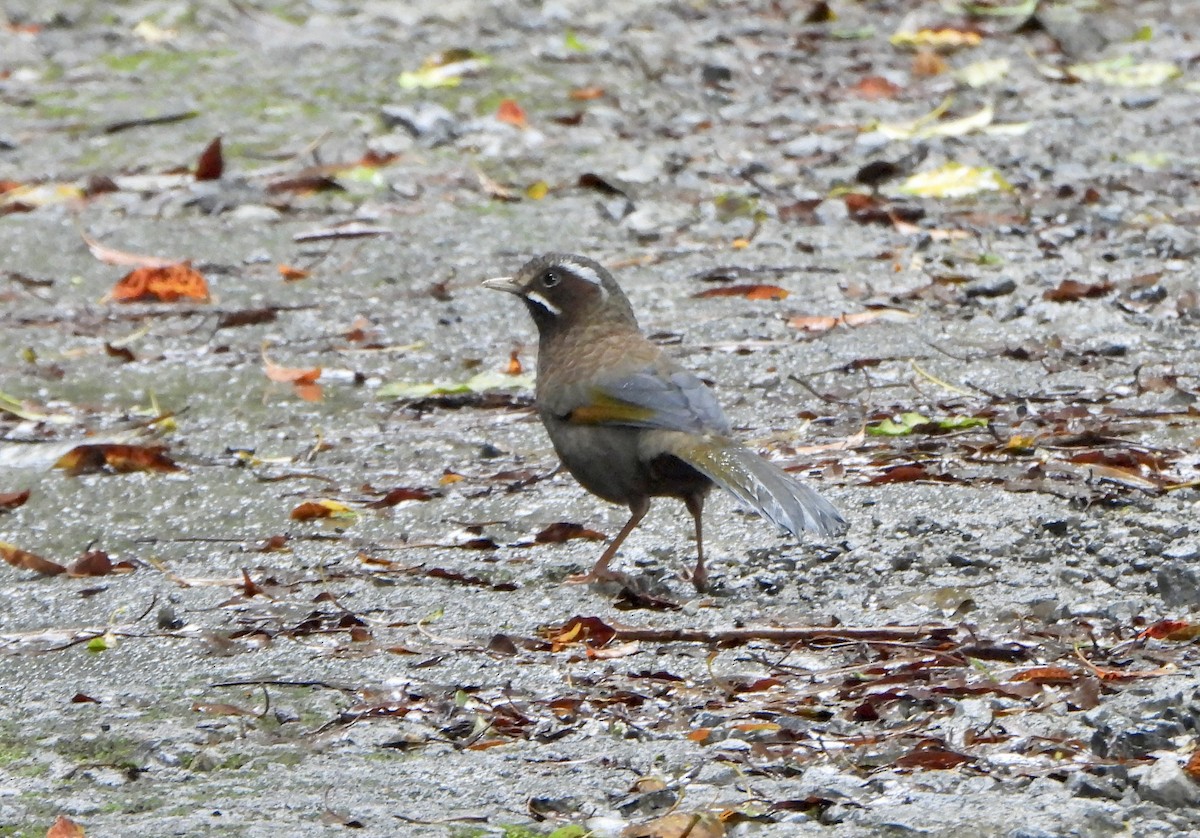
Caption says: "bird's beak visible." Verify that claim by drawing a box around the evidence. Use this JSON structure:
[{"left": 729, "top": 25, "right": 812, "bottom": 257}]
[{"left": 482, "top": 276, "right": 522, "bottom": 295}]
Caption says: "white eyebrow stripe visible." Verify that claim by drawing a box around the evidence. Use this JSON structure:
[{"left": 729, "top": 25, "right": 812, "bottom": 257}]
[
  {"left": 524, "top": 291, "right": 561, "bottom": 316},
  {"left": 562, "top": 260, "right": 603, "bottom": 286}
]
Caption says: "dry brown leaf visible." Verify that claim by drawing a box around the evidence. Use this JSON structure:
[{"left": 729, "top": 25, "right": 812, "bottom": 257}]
[
  {"left": 0, "top": 489, "right": 30, "bottom": 511},
  {"left": 852, "top": 75, "right": 903, "bottom": 99},
  {"left": 68, "top": 551, "right": 115, "bottom": 577},
  {"left": 1185, "top": 751, "right": 1200, "bottom": 781},
  {"left": 0, "top": 541, "right": 66, "bottom": 575},
  {"left": 82, "top": 233, "right": 179, "bottom": 268},
  {"left": 1139, "top": 620, "right": 1200, "bottom": 641},
  {"left": 788, "top": 307, "right": 914, "bottom": 332},
  {"left": 622, "top": 812, "right": 725, "bottom": 838},
  {"left": 278, "top": 264, "right": 310, "bottom": 281},
  {"left": 109, "top": 263, "right": 210, "bottom": 303},
  {"left": 534, "top": 522, "right": 607, "bottom": 544},
  {"left": 195, "top": 136, "right": 223, "bottom": 181},
  {"left": 1011, "top": 665, "right": 1075, "bottom": 684},
  {"left": 47, "top": 815, "right": 86, "bottom": 838},
  {"left": 54, "top": 444, "right": 180, "bottom": 475},
  {"left": 1043, "top": 279, "right": 1114, "bottom": 303},
  {"left": 693, "top": 284, "right": 789, "bottom": 301},
  {"left": 912, "top": 49, "right": 949, "bottom": 76},
  {"left": 365, "top": 487, "right": 437, "bottom": 508},
  {"left": 262, "top": 349, "right": 323, "bottom": 401},
  {"left": 505, "top": 348, "right": 524, "bottom": 375},
  {"left": 496, "top": 98, "right": 528, "bottom": 128},
  {"left": 569, "top": 86, "right": 606, "bottom": 100},
  {"left": 290, "top": 499, "right": 354, "bottom": 521}
]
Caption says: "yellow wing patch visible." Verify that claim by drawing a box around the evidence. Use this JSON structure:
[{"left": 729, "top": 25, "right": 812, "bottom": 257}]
[{"left": 567, "top": 392, "right": 656, "bottom": 425}]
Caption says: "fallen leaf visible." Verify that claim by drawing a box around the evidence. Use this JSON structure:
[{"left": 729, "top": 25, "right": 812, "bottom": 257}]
[
  {"left": 788, "top": 307, "right": 915, "bottom": 332},
  {"left": 912, "top": 50, "right": 948, "bottom": 76},
  {"left": 54, "top": 444, "right": 181, "bottom": 475},
  {"left": 957, "top": 58, "right": 1010, "bottom": 87},
  {"left": 476, "top": 169, "right": 519, "bottom": 201},
  {"left": 1043, "top": 279, "right": 1114, "bottom": 302},
  {"left": 569, "top": 86, "right": 605, "bottom": 100},
  {"left": 0, "top": 489, "right": 30, "bottom": 511},
  {"left": 535, "top": 522, "right": 607, "bottom": 544},
  {"left": 899, "top": 163, "right": 1012, "bottom": 198},
  {"left": 81, "top": 233, "right": 179, "bottom": 268},
  {"left": 262, "top": 348, "right": 322, "bottom": 401},
  {"left": 0, "top": 541, "right": 66, "bottom": 575},
  {"left": 890, "top": 28, "right": 982, "bottom": 50},
  {"left": 524, "top": 180, "right": 549, "bottom": 200},
  {"left": 622, "top": 811, "right": 725, "bottom": 838},
  {"left": 879, "top": 104, "right": 1029, "bottom": 141},
  {"left": 852, "top": 75, "right": 902, "bottom": 99},
  {"left": 290, "top": 499, "right": 356, "bottom": 521},
  {"left": 505, "top": 348, "right": 524, "bottom": 375},
  {"left": 895, "top": 747, "right": 971, "bottom": 769},
  {"left": 194, "top": 136, "right": 223, "bottom": 181},
  {"left": 547, "top": 615, "right": 617, "bottom": 651},
  {"left": 278, "top": 264, "right": 310, "bottom": 281},
  {"left": 365, "top": 487, "right": 438, "bottom": 508},
  {"left": 1011, "top": 666, "right": 1075, "bottom": 684},
  {"left": 46, "top": 815, "right": 86, "bottom": 838},
  {"left": 398, "top": 49, "right": 491, "bottom": 89},
  {"left": 694, "top": 284, "right": 788, "bottom": 301},
  {"left": 1067, "top": 56, "right": 1180, "bottom": 87},
  {"left": 496, "top": 98, "right": 528, "bottom": 128},
  {"left": 68, "top": 551, "right": 115, "bottom": 577},
  {"left": 109, "top": 263, "right": 210, "bottom": 303},
  {"left": 378, "top": 371, "right": 533, "bottom": 399},
  {"left": 1139, "top": 620, "right": 1200, "bottom": 642}
]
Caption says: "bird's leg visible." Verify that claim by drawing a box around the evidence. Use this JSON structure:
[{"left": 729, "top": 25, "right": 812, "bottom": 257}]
[
  {"left": 684, "top": 493, "right": 707, "bottom": 592},
  {"left": 566, "top": 497, "right": 649, "bottom": 585}
]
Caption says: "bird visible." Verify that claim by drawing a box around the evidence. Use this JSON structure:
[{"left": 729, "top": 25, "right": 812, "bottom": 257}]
[{"left": 483, "top": 253, "right": 846, "bottom": 591}]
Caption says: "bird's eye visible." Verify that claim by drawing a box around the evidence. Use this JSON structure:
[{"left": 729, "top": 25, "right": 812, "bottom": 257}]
[{"left": 541, "top": 270, "right": 560, "bottom": 288}]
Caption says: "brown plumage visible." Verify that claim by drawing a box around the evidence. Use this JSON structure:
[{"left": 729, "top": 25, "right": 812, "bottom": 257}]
[{"left": 484, "top": 253, "right": 846, "bottom": 590}]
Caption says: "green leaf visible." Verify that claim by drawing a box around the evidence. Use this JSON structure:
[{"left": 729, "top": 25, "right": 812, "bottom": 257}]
[
  {"left": 378, "top": 371, "right": 534, "bottom": 400},
  {"left": 564, "top": 30, "right": 588, "bottom": 52},
  {"left": 933, "top": 415, "right": 988, "bottom": 430},
  {"left": 867, "top": 412, "right": 929, "bottom": 436}
]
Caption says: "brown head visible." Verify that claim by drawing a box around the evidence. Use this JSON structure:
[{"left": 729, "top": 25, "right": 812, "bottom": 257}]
[{"left": 482, "top": 253, "right": 638, "bottom": 339}]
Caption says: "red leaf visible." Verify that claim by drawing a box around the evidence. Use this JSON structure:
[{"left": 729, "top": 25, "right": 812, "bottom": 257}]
[
  {"left": 1043, "top": 279, "right": 1114, "bottom": 303},
  {"left": 0, "top": 489, "right": 30, "bottom": 511},
  {"left": 195, "top": 136, "right": 223, "bottom": 181},
  {"left": 496, "top": 99, "right": 528, "bottom": 128},
  {"left": 693, "top": 284, "right": 789, "bottom": 301}
]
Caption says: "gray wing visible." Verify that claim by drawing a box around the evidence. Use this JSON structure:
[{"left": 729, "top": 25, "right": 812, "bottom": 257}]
[{"left": 585, "top": 367, "right": 732, "bottom": 435}]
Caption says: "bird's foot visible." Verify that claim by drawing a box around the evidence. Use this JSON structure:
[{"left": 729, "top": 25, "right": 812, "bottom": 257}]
[{"left": 565, "top": 569, "right": 624, "bottom": 586}]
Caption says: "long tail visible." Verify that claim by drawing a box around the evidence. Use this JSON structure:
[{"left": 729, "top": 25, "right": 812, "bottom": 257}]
[{"left": 669, "top": 436, "right": 847, "bottom": 539}]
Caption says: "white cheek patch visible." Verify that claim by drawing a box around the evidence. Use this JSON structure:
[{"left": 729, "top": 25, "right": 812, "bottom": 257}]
[{"left": 525, "top": 291, "right": 561, "bottom": 316}]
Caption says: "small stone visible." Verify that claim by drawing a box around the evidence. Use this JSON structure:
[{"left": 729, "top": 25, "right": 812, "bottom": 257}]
[
  {"left": 963, "top": 276, "right": 1016, "bottom": 298},
  {"left": 381, "top": 103, "right": 458, "bottom": 146},
  {"left": 1121, "top": 92, "right": 1159, "bottom": 110},
  {"left": 1066, "top": 769, "right": 1124, "bottom": 800},
  {"left": 1156, "top": 561, "right": 1200, "bottom": 608},
  {"left": 1137, "top": 758, "right": 1200, "bottom": 808}
]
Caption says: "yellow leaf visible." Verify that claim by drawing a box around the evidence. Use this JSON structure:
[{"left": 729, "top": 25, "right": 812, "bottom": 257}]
[
  {"left": 891, "top": 28, "right": 982, "bottom": 50},
  {"left": 898, "top": 163, "right": 1012, "bottom": 198},
  {"left": 1068, "top": 56, "right": 1180, "bottom": 87},
  {"left": 525, "top": 181, "right": 549, "bottom": 200}
]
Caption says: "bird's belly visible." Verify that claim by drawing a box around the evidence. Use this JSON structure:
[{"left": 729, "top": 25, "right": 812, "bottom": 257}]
[{"left": 542, "top": 419, "right": 648, "bottom": 504}]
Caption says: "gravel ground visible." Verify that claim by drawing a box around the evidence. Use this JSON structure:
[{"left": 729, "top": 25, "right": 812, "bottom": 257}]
[{"left": 2, "top": 2, "right": 1200, "bottom": 836}]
